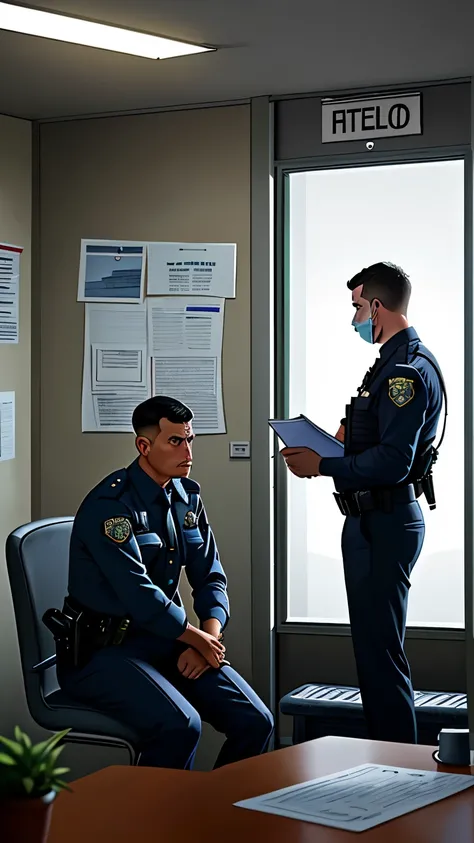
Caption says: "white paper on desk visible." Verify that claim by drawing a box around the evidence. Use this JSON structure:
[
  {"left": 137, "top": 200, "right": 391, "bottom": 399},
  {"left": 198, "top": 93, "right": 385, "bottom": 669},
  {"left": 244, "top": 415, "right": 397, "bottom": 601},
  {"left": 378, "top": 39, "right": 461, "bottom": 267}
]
[
  {"left": 77, "top": 240, "right": 146, "bottom": 303},
  {"left": 0, "top": 391, "right": 15, "bottom": 461},
  {"left": 235, "top": 763, "right": 474, "bottom": 833},
  {"left": 0, "top": 243, "right": 22, "bottom": 344},
  {"left": 147, "top": 297, "right": 226, "bottom": 434},
  {"left": 82, "top": 303, "right": 149, "bottom": 432},
  {"left": 269, "top": 415, "right": 344, "bottom": 458},
  {"left": 147, "top": 242, "right": 236, "bottom": 298}
]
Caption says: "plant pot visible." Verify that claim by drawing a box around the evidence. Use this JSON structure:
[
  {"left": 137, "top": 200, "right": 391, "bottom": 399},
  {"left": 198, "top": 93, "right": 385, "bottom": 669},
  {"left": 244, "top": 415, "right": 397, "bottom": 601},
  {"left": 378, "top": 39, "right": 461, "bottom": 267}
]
[{"left": 0, "top": 789, "right": 56, "bottom": 843}]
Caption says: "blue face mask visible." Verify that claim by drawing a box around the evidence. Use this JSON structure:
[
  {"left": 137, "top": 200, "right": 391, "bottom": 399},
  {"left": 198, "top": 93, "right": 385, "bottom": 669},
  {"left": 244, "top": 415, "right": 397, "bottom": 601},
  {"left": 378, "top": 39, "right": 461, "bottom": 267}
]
[{"left": 352, "top": 313, "right": 374, "bottom": 344}]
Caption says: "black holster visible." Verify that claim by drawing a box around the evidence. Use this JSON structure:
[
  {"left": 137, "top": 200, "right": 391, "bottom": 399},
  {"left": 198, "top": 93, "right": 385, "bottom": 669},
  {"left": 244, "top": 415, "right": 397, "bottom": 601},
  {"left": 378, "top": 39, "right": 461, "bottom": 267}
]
[
  {"left": 414, "top": 473, "right": 436, "bottom": 510},
  {"left": 412, "top": 443, "right": 438, "bottom": 510},
  {"left": 43, "top": 598, "right": 130, "bottom": 670}
]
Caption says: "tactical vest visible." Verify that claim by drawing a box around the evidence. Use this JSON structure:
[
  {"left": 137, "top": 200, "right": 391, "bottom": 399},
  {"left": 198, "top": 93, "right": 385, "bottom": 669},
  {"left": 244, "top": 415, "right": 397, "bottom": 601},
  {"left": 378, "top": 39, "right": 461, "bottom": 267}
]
[{"left": 345, "top": 340, "right": 443, "bottom": 475}]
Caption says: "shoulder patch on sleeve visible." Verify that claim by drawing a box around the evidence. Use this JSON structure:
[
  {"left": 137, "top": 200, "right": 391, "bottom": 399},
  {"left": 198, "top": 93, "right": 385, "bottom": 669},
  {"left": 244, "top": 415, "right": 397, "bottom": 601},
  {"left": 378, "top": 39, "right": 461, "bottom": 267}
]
[
  {"left": 386, "top": 362, "right": 426, "bottom": 408},
  {"left": 104, "top": 516, "right": 132, "bottom": 543},
  {"left": 388, "top": 376, "right": 415, "bottom": 407}
]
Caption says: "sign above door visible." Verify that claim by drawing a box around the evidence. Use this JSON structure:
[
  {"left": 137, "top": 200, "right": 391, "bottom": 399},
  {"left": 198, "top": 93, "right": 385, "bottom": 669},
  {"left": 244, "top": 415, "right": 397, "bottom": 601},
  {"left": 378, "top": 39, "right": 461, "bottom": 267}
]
[{"left": 321, "top": 93, "right": 422, "bottom": 143}]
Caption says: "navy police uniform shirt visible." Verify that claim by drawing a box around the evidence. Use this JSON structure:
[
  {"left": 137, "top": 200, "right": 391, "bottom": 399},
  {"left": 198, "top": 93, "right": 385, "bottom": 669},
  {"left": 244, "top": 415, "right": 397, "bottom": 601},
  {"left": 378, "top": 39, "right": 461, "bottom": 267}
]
[
  {"left": 319, "top": 327, "right": 444, "bottom": 492},
  {"left": 67, "top": 458, "right": 229, "bottom": 638}
]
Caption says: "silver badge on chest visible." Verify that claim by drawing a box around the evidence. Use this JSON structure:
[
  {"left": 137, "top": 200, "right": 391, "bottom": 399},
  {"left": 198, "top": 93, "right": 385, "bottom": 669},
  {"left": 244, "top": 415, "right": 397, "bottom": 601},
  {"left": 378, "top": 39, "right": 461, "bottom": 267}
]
[{"left": 183, "top": 510, "right": 197, "bottom": 529}]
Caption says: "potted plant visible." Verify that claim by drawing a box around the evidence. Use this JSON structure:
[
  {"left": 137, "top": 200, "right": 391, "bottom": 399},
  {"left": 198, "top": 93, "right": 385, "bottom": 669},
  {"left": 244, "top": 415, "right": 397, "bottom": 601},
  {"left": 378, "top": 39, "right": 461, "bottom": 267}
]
[{"left": 0, "top": 725, "right": 72, "bottom": 843}]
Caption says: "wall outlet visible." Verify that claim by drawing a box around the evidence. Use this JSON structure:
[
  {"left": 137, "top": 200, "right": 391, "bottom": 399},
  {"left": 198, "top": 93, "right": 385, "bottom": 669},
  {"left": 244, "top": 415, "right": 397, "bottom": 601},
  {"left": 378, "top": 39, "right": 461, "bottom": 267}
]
[{"left": 229, "top": 441, "right": 251, "bottom": 459}]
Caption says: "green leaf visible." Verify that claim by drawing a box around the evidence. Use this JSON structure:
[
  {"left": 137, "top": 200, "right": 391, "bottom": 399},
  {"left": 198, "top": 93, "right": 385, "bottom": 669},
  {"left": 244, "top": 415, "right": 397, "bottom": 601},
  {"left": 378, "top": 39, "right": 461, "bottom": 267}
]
[
  {"left": 36, "top": 729, "right": 70, "bottom": 757},
  {"left": 22, "top": 777, "right": 35, "bottom": 794},
  {"left": 13, "top": 727, "right": 31, "bottom": 749},
  {"left": 0, "top": 753, "right": 17, "bottom": 766},
  {"left": 35, "top": 761, "right": 48, "bottom": 773},
  {"left": 31, "top": 739, "right": 53, "bottom": 759},
  {"left": 52, "top": 767, "right": 70, "bottom": 776},
  {"left": 47, "top": 746, "right": 65, "bottom": 766},
  {"left": 22, "top": 733, "right": 32, "bottom": 749},
  {"left": 53, "top": 779, "right": 72, "bottom": 792},
  {"left": 0, "top": 736, "right": 23, "bottom": 756},
  {"left": 13, "top": 726, "right": 23, "bottom": 744}
]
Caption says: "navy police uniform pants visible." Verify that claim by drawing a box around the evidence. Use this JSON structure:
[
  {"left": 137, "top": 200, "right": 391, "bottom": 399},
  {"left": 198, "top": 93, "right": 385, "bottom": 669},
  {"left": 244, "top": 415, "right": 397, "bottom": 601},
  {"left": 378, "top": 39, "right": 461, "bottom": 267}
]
[
  {"left": 342, "top": 500, "right": 425, "bottom": 744},
  {"left": 58, "top": 634, "right": 274, "bottom": 769}
]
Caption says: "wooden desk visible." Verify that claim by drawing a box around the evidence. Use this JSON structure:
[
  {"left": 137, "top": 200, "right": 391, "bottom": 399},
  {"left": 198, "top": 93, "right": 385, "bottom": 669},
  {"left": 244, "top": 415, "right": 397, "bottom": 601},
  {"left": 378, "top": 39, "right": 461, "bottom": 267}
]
[
  {"left": 47, "top": 767, "right": 207, "bottom": 842},
  {"left": 48, "top": 736, "right": 474, "bottom": 842}
]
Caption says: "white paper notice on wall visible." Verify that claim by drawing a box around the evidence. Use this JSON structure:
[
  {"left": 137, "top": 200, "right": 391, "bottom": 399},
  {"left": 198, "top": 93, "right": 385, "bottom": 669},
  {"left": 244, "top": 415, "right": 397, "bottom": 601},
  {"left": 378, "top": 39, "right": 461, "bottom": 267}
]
[
  {"left": 0, "top": 243, "right": 23, "bottom": 343},
  {"left": 147, "top": 297, "right": 226, "bottom": 434},
  {"left": 77, "top": 240, "right": 146, "bottom": 303},
  {"left": 82, "top": 303, "right": 150, "bottom": 432},
  {"left": 91, "top": 343, "right": 148, "bottom": 389},
  {"left": 147, "top": 242, "right": 236, "bottom": 299},
  {"left": 0, "top": 392, "right": 15, "bottom": 461}
]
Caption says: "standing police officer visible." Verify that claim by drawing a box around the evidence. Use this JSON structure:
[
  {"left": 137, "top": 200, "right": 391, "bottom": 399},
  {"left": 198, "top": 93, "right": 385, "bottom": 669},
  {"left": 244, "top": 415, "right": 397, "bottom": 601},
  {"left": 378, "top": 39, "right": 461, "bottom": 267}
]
[
  {"left": 281, "top": 263, "right": 445, "bottom": 744},
  {"left": 52, "top": 395, "right": 274, "bottom": 769}
]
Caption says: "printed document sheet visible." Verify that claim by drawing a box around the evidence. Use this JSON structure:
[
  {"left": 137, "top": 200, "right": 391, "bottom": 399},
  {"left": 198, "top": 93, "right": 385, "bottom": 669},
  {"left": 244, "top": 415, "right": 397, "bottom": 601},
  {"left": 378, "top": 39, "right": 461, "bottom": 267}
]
[
  {"left": 235, "top": 763, "right": 474, "bottom": 832},
  {"left": 0, "top": 243, "right": 22, "bottom": 343},
  {"left": 0, "top": 391, "right": 15, "bottom": 461},
  {"left": 147, "top": 297, "right": 225, "bottom": 434},
  {"left": 82, "top": 302, "right": 149, "bottom": 432},
  {"left": 77, "top": 240, "right": 146, "bottom": 303},
  {"left": 147, "top": 242, "right": 236, "bottom": 298}
]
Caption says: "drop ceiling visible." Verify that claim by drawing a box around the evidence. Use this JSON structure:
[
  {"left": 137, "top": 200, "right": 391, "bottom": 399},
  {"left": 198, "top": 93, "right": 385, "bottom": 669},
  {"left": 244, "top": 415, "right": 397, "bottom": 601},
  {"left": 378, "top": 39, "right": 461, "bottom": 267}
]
[{"left": 1, "top": 0, "right": 473, "bottom": 121}]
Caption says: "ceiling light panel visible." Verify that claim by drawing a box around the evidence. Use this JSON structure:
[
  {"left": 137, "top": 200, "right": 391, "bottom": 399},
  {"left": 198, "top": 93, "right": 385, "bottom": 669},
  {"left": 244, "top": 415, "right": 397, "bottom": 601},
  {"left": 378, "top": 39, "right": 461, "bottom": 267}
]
[{"left": 0, "top": 2, "right": 213, "bottom": 59}]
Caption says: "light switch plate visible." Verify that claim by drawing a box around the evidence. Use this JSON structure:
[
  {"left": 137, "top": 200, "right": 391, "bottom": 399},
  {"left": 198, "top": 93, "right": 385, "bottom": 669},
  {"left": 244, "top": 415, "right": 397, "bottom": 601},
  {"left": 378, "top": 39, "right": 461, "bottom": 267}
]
[{"left": 229, "top": 441, "right": 251, "bottom": 459}]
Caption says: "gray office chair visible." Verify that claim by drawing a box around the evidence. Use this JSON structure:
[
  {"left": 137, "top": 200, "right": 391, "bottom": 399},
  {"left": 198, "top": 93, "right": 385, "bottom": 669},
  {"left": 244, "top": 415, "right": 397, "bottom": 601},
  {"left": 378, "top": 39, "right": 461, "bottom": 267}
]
[{"left": 6, "top": 517, "right": 140, "bottom": 765}]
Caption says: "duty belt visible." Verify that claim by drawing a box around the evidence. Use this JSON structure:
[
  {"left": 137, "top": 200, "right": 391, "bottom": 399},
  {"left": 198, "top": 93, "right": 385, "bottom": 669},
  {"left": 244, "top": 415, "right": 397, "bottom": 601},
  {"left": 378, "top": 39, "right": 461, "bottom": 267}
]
[
  {"left": 64, "top": 596, "right": 130, "bottom": 642},
  {"left": 333, "top": 483, "right": 417, "bottom": 517}
]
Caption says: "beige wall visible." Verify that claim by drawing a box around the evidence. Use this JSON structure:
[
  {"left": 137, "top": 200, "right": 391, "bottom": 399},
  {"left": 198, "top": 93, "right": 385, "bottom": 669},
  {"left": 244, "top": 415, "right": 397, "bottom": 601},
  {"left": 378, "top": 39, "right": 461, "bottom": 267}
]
[
  {"left": 37, "top": 105, "right": 252, "bottom": 770},
  {"left": 0, "top": 115, "right": 32, "bottom": 735}
]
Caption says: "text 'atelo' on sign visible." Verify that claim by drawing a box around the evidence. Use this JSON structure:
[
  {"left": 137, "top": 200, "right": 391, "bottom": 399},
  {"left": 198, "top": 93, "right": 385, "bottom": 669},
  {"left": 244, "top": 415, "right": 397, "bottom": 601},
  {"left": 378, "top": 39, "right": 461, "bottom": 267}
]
[{"left": 321, "top": 94, "right": 422, "bottom": 144}]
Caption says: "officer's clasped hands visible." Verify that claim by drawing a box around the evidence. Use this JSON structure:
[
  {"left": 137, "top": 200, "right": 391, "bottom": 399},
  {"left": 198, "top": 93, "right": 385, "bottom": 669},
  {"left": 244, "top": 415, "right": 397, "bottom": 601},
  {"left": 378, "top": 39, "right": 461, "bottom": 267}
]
[
  {"left": 178, "top": 624, "right": 225, "bottom": 669},
  {"left": 177, "top": 647, "right": 211, "bottom": 680}
]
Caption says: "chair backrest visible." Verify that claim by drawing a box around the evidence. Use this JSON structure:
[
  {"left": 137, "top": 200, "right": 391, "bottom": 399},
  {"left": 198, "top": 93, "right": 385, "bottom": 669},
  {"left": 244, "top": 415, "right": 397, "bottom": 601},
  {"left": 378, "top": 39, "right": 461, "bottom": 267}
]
[{"left": 5, "top": 518, "right": 74, "bottom": 705}]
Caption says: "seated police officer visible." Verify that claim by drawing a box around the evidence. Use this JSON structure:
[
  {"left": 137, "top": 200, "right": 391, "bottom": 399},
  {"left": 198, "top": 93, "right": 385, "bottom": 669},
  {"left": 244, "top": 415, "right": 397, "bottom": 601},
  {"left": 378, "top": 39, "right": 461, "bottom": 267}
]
[{"left": 51, "top": 395, "right": 274, "bottom": 769}]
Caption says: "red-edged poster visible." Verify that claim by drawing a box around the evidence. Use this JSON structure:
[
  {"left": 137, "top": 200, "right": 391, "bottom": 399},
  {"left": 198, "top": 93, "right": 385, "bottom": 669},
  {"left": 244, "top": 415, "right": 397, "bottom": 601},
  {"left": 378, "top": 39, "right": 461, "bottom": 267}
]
[{"left": 0, "top": 242, "right": 23, "bottom": 343}]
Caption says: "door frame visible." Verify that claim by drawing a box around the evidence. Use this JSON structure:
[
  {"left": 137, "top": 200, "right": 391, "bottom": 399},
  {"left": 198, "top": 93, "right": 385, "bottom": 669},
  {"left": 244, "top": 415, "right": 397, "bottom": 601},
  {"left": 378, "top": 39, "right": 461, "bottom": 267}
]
[{"left": 273, "top": 145, "right": 473, "bottom": 648}]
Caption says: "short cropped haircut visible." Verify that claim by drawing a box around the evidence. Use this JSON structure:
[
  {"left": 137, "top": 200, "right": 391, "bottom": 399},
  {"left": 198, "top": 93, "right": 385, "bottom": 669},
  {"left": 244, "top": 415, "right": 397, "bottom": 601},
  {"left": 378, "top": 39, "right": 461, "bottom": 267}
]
[
  {"left": 132, "top": 396, "right": 193, "bottom": 435},
  {"left": 347, "top": 262, "right": 411, "bottom": 313}
]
